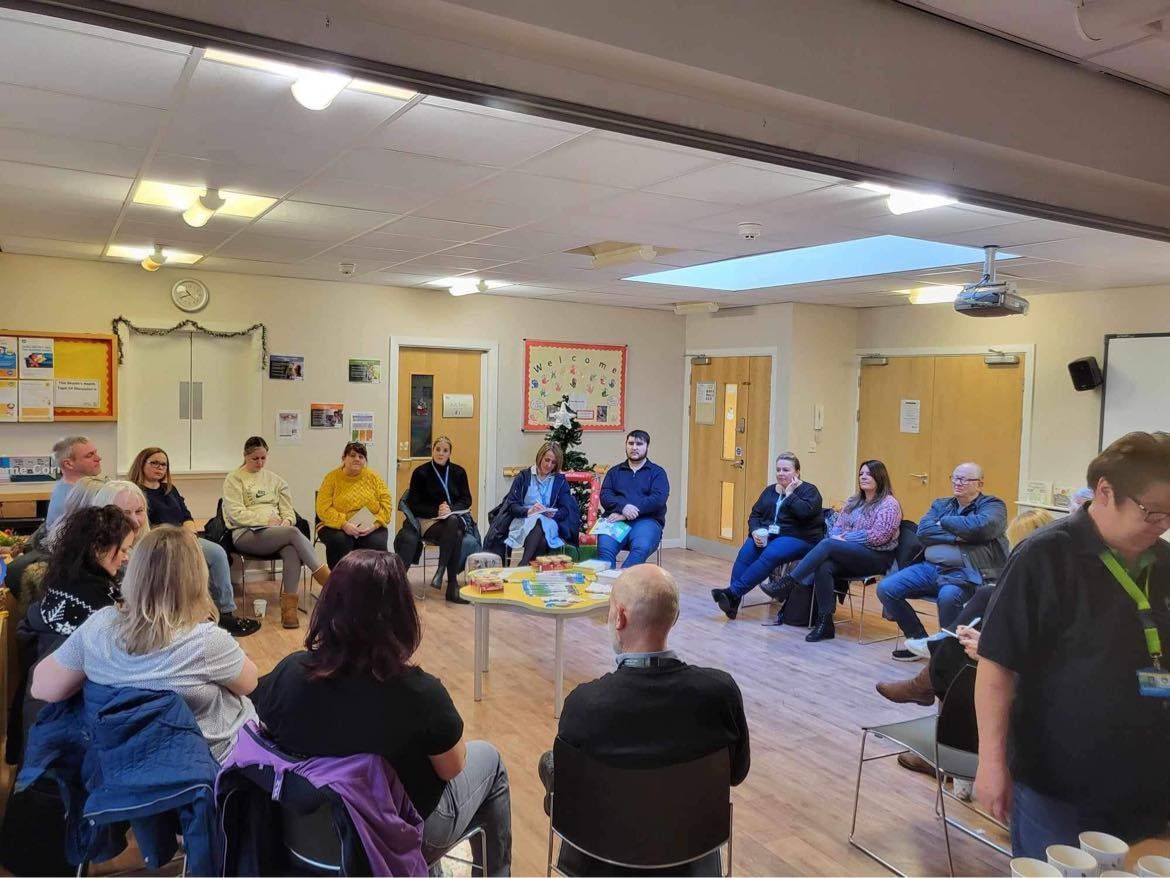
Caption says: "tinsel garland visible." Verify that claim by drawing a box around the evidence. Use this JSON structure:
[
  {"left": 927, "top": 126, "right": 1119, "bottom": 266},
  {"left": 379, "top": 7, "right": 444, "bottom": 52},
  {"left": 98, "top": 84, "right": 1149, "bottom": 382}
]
[{"left": 111, "top": 316, "right": 269, "bottom": 368}]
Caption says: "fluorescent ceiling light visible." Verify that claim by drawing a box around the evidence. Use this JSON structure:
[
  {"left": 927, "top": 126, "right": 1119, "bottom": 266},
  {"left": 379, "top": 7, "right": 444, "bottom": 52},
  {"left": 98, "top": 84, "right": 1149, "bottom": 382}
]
[
  {"left": 857, "top": 182, "right": 958, "bottom": 215},
  {"left": 625, "top": 235, "right": 1018, "bottom": 292},
  {"left": 133, "top": 181, "right": 276, "bottom": 219},
  {"left": 673, "top": 302, "right": 719, "bottom": 315},
  {"left": 204, "top": 47, "right": 417, "bottom": 102},
  {"left": 291, "top": 71, "right": 352, "bottom": 110},
  {"left": 592, "top": 244, "right": 657, "bottom": 269},
  {"left": 429, "top": 276, "right": 511, "bottom": 297},
  {"left": 903, "top": 285, "right": 963, "bottom": 304},
  {"left": 182, "top": 189, "right": 226, "bottom": 228},
  {"left": 106, "top": 244, "right": 201, "bottom": 265}
]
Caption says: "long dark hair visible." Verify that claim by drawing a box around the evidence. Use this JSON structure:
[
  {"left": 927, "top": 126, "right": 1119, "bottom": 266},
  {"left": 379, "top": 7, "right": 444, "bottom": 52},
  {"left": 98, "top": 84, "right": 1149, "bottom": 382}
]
[
  {"left": 128, "top": 446, "right": 172, "bottom": 494},
  {"left": 42, "top": 505, "right": 133, "bottom": 597},
  {"left": 303, "top": 550, "right": 421, "bottom": 681},
  {"left": 845, "top": 459, "right": 893, "bottom": 512}
]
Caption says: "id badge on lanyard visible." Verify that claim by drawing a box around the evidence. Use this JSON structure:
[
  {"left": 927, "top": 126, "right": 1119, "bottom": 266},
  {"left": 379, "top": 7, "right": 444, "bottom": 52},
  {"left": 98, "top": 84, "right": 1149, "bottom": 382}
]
[{"left": 1100, "top": 551, "right": 1169, "bottom": 699}]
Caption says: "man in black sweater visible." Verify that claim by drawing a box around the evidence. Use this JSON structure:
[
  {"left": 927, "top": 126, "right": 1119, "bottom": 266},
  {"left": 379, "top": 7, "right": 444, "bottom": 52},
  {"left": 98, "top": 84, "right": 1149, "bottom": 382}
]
[{"left": 539, "top": 565, "right": 750, "bottom": 875}]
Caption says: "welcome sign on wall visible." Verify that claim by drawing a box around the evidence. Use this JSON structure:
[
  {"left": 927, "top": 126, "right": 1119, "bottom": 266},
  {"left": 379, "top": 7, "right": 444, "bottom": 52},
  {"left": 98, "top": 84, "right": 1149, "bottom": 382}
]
[{"left": 523, "top": 339, "right": 627, "bottom": 432}]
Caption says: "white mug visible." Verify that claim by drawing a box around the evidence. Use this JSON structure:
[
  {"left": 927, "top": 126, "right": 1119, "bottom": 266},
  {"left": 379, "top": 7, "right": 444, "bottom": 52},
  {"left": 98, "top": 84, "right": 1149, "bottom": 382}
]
[
  {"left": 1080, "top": 832, "right": 1129, "bottom": 870},
  {"left": 253, "top": 598, "right": 267, "bottom": 619},
  {"left": 1012, "top": 857, "right": 1063, "bottom": 877},
  {"left": 1047, "top": 844, "right": 1100, "bottom": 877},
  {"left": 1137, "top": 856, "right": 1170, "bottom": 877}
]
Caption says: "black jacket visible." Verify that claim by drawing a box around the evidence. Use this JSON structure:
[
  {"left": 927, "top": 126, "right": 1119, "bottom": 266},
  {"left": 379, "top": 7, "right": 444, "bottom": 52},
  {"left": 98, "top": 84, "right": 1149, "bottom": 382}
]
[
  {"left": 406, "top": 461, "right": 472, "bottom": 519},
  {"left": 484, "top": 469, "right": 581, "bottom": 558},
  {"left": 746, "top": 481, "right": 825, "bottom": 545}
]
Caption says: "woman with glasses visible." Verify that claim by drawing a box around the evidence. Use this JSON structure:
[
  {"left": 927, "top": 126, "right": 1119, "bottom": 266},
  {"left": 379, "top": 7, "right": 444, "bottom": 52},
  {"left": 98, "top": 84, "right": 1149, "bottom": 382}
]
[{"left": 130, "top": 446, "right": 259, "bottom": 637}]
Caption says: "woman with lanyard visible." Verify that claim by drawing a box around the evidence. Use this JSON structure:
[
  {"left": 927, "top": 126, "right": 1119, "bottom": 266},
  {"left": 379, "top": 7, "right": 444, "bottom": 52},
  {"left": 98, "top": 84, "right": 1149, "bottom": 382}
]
[
  {"left": 485, "top": 441, "right": 580, "bottom": 566},
  {"left": 711, "top": 452, "right": 825, "bottom": 620},
  {"left": 398, "top": 436, "right": 475, "bottom": 603}
]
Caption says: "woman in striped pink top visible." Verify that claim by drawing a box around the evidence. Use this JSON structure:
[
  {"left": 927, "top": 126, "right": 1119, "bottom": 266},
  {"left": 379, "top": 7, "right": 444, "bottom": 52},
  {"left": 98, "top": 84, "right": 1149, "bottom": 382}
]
[{"left": 765, "top": 460, "right": 902, "bottom": 642}]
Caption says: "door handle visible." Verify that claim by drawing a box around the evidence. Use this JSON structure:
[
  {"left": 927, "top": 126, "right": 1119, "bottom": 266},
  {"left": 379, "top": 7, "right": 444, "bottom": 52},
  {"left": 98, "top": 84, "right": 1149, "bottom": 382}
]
[
  {"left": 731, "top": 459, "right": 745, "bottom": 470},
  {"left": 396, "top": 458, "right": 414, "bottom": 466},
  {"left": 910, "top": 472, "right": 928, "bottom": 483}
]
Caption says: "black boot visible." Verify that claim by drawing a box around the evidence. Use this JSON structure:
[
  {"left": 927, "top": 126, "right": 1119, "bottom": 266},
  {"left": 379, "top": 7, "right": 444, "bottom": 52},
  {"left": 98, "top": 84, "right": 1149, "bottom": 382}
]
[
  {"left": 760, "top": 574, "right": 797, "bottom": 601},
  {"left": 446, "top": 576, "right": 469, "bottom": 604},
  {"left": 805, "top": 612, "right": 836, "bottom": 642},
  {"left": 711, "top": 588, "right": 741, "bottom": 620},
  {"left": 429, "top": 567, "right": 445, "bottom": 590}
]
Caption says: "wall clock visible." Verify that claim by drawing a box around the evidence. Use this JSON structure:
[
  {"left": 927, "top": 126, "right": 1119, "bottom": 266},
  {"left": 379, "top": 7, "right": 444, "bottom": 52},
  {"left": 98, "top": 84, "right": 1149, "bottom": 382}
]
[{"left": 171, "top": 278, "right": 209, "bottom": 313}]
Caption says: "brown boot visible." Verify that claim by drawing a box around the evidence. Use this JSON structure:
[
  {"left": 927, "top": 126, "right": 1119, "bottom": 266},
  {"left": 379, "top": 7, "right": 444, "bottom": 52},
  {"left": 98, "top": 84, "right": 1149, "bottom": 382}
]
[
  {"left": 897, "top": 752, "right": 936, "bottom": 776},
  {"left": 311, "top": 565, "right": 330, "bottom": 587},
  {"left": 280, "top": 593, "right": 299, "bottom": 629},
  {"left": 875, "top": 665, "right": 935, "bottom": 706}
]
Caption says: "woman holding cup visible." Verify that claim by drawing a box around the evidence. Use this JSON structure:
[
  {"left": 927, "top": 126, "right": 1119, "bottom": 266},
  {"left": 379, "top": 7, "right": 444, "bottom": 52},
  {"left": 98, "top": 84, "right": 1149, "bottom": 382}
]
[{"left": 711, "top": 452, "right": 824, "bottom": 620}]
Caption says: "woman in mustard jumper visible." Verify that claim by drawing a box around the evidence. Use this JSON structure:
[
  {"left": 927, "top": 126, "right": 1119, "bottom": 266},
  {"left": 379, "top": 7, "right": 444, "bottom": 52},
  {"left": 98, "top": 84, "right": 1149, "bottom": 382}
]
[{"left": 315, "top": 442, "right": 393, "bottom": 568}]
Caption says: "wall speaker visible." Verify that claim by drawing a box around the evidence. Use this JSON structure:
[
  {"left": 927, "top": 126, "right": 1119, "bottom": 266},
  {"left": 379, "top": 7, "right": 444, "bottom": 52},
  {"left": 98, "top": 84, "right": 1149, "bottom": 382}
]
[{"left": 1068, "top": 356, "right": 1103, "bottom": 391}]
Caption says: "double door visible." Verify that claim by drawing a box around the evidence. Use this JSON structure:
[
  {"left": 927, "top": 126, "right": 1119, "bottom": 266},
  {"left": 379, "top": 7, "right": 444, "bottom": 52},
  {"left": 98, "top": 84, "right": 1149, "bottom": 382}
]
[{"left": 857, "top": 354, "right": 1025, "bottom": 522}]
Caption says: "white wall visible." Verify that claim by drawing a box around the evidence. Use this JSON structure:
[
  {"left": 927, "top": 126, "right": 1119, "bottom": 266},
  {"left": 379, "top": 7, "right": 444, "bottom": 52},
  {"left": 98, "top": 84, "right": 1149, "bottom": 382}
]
[
  {"left": 856, "top": 284, "right": 1170, "bottom": 494},
  {"left": 0, "top": 253, "right": 687, "bottom": 537}
]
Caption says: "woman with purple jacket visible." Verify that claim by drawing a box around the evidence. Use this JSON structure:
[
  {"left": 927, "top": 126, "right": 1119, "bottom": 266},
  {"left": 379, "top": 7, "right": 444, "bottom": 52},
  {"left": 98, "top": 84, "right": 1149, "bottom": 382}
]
[{"left": 765, "top": 459, "right": 902, "bottom": 643}]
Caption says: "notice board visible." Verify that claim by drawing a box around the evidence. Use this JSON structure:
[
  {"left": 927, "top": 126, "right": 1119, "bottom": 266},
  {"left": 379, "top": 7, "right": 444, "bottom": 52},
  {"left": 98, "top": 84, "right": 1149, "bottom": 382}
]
[
  {"left": 0, "top": 330, "right": 117, "bottom": 422},
  {"left": 523, "top": 339, "right": 626, "bottom": 432}
]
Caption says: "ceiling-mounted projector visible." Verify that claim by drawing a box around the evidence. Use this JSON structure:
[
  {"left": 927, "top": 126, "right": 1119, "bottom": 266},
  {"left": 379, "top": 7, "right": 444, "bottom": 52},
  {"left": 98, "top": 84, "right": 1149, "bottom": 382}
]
[{"left": 954, "top": 245, "right": 1029, "bottom": 317}]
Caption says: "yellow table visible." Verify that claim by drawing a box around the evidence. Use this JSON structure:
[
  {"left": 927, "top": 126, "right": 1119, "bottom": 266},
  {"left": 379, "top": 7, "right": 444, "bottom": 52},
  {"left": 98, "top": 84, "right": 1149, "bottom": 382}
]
[{"left": 460, "top": 566, "right": 610, "bottom": 717}]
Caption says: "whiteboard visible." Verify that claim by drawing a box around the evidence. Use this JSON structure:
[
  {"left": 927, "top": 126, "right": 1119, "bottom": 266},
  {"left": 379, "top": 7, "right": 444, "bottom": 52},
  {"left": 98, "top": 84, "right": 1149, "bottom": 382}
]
[{"left": 1100, "top": 334, "right": 1170, "bottom": 449}]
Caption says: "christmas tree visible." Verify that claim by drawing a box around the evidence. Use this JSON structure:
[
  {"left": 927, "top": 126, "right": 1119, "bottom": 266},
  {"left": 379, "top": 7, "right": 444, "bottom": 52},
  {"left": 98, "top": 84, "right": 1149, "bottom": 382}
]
[{"left": 545, "top": 396, "right": 594, "bottom": 522}]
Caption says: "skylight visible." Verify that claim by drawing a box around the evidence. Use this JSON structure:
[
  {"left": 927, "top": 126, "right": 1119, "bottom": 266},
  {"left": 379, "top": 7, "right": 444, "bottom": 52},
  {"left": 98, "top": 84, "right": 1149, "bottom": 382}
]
[{"left": 624, "top": 235, "right": 1017, "bottom": 291}]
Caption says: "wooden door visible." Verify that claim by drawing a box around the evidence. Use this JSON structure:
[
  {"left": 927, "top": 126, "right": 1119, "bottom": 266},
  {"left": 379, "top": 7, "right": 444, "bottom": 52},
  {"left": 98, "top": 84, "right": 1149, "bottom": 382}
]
[
  {"left": 395, "top": 349, "right": 482, "bottom": 526},
  {"left": 929, "top": 354, "right": 1025, "bottom": 512},
  {"left": 687, "top": 356, "right": 771, "bottom": 555},
  {"left": 857, "top": 356, "right": 936, "bottom": 520},
  {"left": 857, "top": 354, "right": 1025, "bottom": 522}
]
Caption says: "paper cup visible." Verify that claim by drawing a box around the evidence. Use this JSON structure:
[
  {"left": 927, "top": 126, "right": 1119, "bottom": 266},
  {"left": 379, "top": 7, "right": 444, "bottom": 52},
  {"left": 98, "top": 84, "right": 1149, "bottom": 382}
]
[
  {"left": 1047, "top": 844, "right": 1100, "bottom": 877},
  {"left": 1137, "top": 856, "right": 1170, "bottom": 877},
  {"left": 1012, "top": 857, "right": 1063, "bottom": 877},
  {"left": 1100, "top": 871, "right": 1136, "bottom": 877},
  {"left": 1080, "top": 832, "right": 1128, "bottom": 870},
  {"left": 252, "top": 598, "right": 267, "bottom": 619}
]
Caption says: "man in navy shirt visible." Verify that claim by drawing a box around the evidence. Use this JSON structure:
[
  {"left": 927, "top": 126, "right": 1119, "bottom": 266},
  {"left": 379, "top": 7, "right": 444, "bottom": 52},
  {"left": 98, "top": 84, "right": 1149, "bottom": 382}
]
[{"left": 597, "top": 430, "right": 670, "bottom": 569}]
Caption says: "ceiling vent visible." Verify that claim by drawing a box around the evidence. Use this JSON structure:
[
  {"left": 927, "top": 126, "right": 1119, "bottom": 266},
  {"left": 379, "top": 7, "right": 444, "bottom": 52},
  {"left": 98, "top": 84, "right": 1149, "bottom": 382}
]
[{"left": 566, "top": 240, "right": 679, "bottom": 269}]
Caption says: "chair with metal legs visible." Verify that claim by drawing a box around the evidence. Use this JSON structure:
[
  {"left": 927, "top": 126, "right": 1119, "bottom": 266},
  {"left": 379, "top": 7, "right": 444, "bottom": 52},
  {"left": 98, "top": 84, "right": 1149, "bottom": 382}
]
[{"left": 848, "top": 666, "right": 1009, "bottom": 877}]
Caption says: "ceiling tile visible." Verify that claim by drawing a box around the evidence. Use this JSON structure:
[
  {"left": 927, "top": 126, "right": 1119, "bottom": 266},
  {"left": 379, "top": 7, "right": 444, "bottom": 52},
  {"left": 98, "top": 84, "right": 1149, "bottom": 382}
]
[
  {"left": 458, "top": 172, "right": 619, "bottom": 210},
  {"left": 255, "top": 202, "right": 396, "bottom": 237},
  {"left": 117, "top": 211, "right": 250, "bottom": 247},
  {"left": 516, "top": 132, "right": 717, "bottom": 188},
  {"left": 352, "top": 230, "right": 464, "bottom": 253},
  {"left": 0, "top": 83, "right": 164, "bottom": 148},
  {"left": 0, "top": 204, "right": 116, "bottom": 241},
  {"left": 326, "top": 148, "right": 497, "bottom": 194},
  {"left": 392, "top": 254, "right": 511, "bottom": 273},
  {"left": 380, "top": 216, "right": 506, "bottom": 242},
  {"left": 837, "top": 204, "right": 1024, "bottom": 237},
  {"left": 0, "top": 161, "right": 133, "bottom": 201},
  {"left": 359, "top": 270, "right": 436, "bottom": 287},
  {"left": 585, "top": 191, "right": 728, "bottom": 224},
  {"left": 0, "top": 8, "right": 189, "bottom": 52},
  {"left": 438, "top": 242, "right": 529, "bottom": 262},
  {"left": 377, "top": 103, "right": 580, "bottom": 166},
  {"left": 472, "top": 227, "right": 591, "bottom": 255},
  {"left": 0, "top": 126, "right": 145, "bottom": 178},
  {"left": 145, "top": 152, "right": 307, "bottom": 198},
  {"left": 287, "top": 177, "right": 432, "bottom": 213},
  {"left": 0, "top": 235, "right": 104, "bottom": 258},
  {"left": 159, "top": 118, "right": 343, "bottom": 174},
  {"left": 413, "top": 196, "right": 557, "bottom": 228},
  {"left": 421, "top": 96, "right": 588, "bottom": 132},
  {"left": 649, "top": 163, "right": 828, "bottom": 204},
  {"left": 213, "top": 232, "right": 339, "bottom": 262}
]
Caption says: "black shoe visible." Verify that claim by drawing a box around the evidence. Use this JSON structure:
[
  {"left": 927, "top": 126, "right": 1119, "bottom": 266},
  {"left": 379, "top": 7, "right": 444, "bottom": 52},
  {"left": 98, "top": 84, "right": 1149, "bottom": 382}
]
[
  {"left": 429, "top": 568, "right": 445, "bottom": 590},
  {"left": 805, "top": 613, "right": 836, "bottom": 642},
  {"left": 445, "top": 581, "right": 470, "bottom": 604},
  {"left": 219, "top": 613, "right": 261, "bottom": 637},
  {"left": 711, "top": 588, "right": 740, "bottom": 620},
  {"left": 760, "top": 574, "right": 797, "bottom": 601},
  {"left": 891, "top": 648, "right": 923, "bottom": 662}
]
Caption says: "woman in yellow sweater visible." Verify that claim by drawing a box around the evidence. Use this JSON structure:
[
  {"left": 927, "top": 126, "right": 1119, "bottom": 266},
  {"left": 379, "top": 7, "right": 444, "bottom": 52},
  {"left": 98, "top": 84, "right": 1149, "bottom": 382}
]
[{"left": 315, "top": 442, "right": 393, "bottom": 568}]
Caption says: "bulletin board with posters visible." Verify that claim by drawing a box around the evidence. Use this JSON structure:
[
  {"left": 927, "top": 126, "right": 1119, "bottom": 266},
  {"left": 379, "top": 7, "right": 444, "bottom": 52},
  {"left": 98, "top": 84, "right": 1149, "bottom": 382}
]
[
  {"left": 523, "top": 339, "right": 626, "bottom": 432},
  {"left": 0, "top": 331, "right": 118, "bottom": 423}
]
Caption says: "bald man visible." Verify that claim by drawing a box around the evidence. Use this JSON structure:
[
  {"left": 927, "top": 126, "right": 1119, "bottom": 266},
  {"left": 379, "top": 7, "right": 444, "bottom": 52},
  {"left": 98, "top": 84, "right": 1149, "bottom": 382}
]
[{"left": 876, "top": 461, "right": 1008, "bottom": 660}]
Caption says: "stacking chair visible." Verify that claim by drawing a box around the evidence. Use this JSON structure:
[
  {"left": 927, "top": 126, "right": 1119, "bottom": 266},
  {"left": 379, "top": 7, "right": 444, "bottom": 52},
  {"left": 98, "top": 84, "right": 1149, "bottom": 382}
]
[
  {"left": 207, "top": 499, "right": 313, "bottom": 601},
  {"left": 833, "top": 519, "right": 921, "bottom": 643},
  {"left": 849, "top": 666, "right": 1009, "bottom": 877},
  {"left": 547, "top": 737, "right": 732, "bottom": 876}
]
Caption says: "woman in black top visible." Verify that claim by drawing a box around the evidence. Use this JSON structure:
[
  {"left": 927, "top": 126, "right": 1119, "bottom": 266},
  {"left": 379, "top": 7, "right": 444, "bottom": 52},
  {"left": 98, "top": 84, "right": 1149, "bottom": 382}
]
[
  {"left": 710, "top": 452, "right": 824, "bottom": 620},
  {"left": 39, "top": 505, "right": 133, "bottom": 636},
  {"left": 253, "top": 551, "right": 512, "bottom": 874},
  {"left": 127, "top": 446, "right": 258, "bottom": 637},
  {"left": 395, "top": 436, "right": 475, "bottom": 603}
]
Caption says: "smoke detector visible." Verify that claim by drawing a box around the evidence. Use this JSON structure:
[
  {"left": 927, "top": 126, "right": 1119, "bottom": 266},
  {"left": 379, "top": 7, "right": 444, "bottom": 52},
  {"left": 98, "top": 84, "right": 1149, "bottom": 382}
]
[{"left": 738, "top": 222, "right": 763, "bottom": 240}]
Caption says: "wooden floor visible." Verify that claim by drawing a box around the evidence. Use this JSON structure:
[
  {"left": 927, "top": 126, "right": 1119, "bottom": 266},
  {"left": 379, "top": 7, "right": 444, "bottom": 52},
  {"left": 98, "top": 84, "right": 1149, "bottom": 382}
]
[{"left": 240, "top": 548, "right": 1010, "bottom": 877}]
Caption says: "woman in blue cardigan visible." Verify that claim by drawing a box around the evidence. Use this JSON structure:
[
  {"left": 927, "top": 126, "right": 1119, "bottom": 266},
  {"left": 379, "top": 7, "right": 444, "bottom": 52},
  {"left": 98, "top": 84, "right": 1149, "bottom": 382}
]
[{"left": 485, "top": 442, "right": 581, "bottom": 565}]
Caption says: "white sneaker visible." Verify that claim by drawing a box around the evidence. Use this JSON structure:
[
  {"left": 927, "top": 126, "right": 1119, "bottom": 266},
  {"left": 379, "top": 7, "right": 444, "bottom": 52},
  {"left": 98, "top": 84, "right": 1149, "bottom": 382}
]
[
  {"left": 952, "top": 778, "right": 973, "bottom": 801},
  {"left": 904, "top": 636, "right": 931, "bottom": 658}
]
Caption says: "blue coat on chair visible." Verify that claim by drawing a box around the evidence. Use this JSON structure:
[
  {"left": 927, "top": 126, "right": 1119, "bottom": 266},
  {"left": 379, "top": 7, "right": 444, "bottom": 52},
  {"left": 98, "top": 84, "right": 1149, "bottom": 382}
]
[
  {"left": 484, "top": 469, "right": 581, "bottom": 560},
  {"left": 17, "top": 682, "right": 221, "bottom": 876}
]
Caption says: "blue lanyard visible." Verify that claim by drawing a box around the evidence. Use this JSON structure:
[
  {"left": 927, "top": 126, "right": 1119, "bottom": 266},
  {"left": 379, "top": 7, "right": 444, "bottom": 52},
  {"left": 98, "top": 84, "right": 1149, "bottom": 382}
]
[
  {"left": 773, "top": 492, "right": 786, "bottom": 524},
  {"left": 431, "top": 463, "right": 451, "bottom": 503}
]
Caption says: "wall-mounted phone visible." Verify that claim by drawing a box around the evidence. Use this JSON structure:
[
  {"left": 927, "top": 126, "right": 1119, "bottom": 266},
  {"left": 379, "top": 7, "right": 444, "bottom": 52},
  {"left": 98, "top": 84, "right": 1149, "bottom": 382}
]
[{"left": 813, "top": 403, "right": 824, "bottom": 431}]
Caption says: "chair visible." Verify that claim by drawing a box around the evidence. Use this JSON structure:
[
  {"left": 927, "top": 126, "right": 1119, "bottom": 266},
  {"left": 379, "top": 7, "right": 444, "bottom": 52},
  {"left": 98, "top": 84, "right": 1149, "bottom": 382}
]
[
  {"left": 834, "top": 519, "right": 921, "bottom": 643},
  {"left": 547, "top": 737, "right": 732, "bottom": 876},
  {"left": 561, "top": 470, "right": 602, "bottom": 561},
  {"left": 741, "top": 508, "right": 836, "bottom": 613},
  {"left": 208, "top": 499, "right": 313, "bottom": 600},
  {"left": 397, "top": 491, "right": 442, "bottom": 597},
  {"left": 849, "top": 666, "right": 1008, "bottom": 877}
]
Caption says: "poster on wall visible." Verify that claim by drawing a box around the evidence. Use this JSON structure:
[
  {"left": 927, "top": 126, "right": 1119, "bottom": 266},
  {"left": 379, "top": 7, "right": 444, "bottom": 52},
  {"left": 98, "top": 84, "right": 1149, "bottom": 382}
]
[
  {"left": 523, "top": 339, "right": 626, "bottom": 432},
  {"left": 269, "top": 354, "right": 304, "bottom": 380},
  {"left": 0, "top": 337, "right": 16, "bottom": 379},
  {"left": 18, "top": 337, "right": 53, "bottom": 379},
  {"left": 54, "top": 379, "right": 100, "bottom": 409},
  {"left": 18, "top": 379, "right": 54, "bottom": 421},
  {"left": 347, "top": 358, "right": 381, "bottom": 383},
  {"left": 350, "top": 410, "right": 375, "bottom": 444},
  {"left": 310, "top": 402, "right": 344, "bottom": 429},
  {"left": 0, "top": 379, "right": 16, "bottom": 422},
  {"left": 0, "top": 455, "right": 59, "bottom": 483},
  {"left": 276, "top": 410, "right": 302, "bottom": 444}
]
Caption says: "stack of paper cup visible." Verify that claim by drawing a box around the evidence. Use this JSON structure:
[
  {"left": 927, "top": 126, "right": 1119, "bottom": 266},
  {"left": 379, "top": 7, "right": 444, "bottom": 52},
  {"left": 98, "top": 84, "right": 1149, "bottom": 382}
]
[
  {"left": 1046, "top": 844, "right": 1101, "bottom": 877},
  {"left": 1011, "top": 857, "right": 1062, "bottom": 877},
  {"left": 1080, "top": 833, "right": 1129, "bottom": 872},
  {"left": 1137, "top": 856, "right": 1170, "bottom": 877}
]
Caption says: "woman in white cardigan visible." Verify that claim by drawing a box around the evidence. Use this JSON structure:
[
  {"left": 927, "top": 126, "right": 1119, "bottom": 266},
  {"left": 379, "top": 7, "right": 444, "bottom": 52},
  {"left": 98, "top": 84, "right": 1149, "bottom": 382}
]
[{"left": 222, "top": 436, "right": 328, "bottom": 629}]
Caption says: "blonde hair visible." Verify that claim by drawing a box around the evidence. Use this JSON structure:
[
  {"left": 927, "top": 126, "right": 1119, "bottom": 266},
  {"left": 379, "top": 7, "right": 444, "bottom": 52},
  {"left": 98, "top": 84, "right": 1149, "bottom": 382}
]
[
  {"left": 47, "top": 476, "right": 107, "bottom": 546},
  {"left": 534, "top": 441, "right": 564, "bottom": 472},
  {"left": 94, "top": 480, "right": 151, "bottom": 541},
  {"left": 432, "top": 436, "right": 453, "bottom": 452},
  {"left": 116, "top": 526, "right": 216, "bottom": 655},
  {"left": 1007, "top": 508, "right": 1054, "bottom": 548}
]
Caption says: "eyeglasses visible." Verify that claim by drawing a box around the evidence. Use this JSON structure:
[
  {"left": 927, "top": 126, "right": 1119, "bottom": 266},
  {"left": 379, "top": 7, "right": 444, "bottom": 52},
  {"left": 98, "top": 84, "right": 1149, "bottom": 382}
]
[
  {"left": 951, "top": 476, "right": 982, "bottom": 484},
  {"left": 147, "top": 460, "right": 168, "bottom": 468},
  {"left": 1132, "top": 498, "right": 1170, "bottom": 526}
]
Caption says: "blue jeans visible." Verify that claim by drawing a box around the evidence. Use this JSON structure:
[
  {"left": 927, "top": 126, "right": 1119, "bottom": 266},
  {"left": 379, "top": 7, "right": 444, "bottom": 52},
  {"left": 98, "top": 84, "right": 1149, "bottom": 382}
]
[
  {"left": 875, "top": 562, "right": 976, "bottom": 637},
  {"left": 787, "top": 537, "right": 893, "bottom": 615},
  {"left": 597, "top": 519, "right": 664, "bottom": 568},
  {"left": 728, "top": 536, "right": 814, "bottom": 597},
  {"left": 198, "top": 536, "right": 235, "bottom": 613}
]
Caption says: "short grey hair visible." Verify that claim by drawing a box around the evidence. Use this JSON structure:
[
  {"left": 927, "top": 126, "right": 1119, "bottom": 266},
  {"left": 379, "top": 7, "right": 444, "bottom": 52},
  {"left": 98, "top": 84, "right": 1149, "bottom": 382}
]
[{"left": 52, "top": 435, "right": 90, "bottom": 466}]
